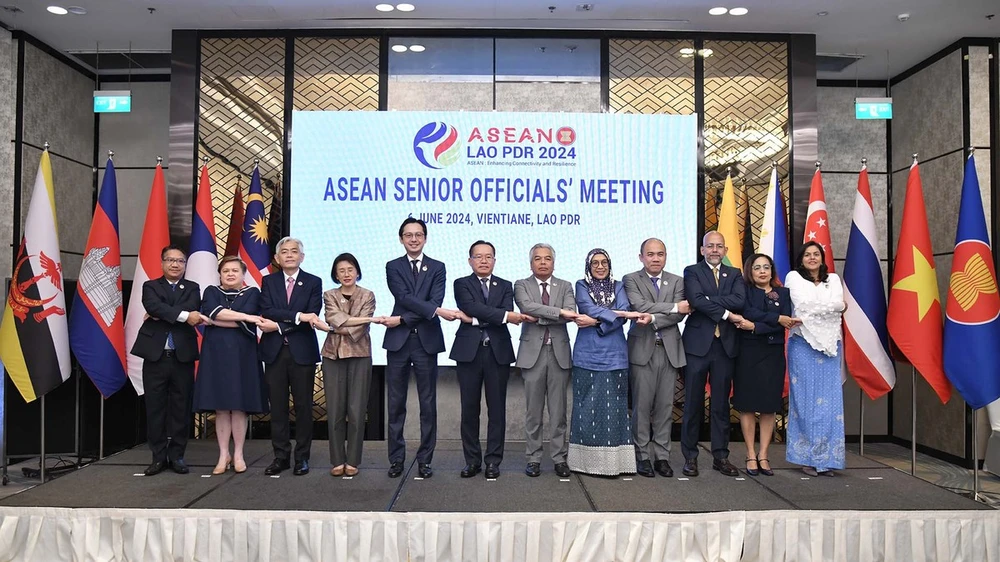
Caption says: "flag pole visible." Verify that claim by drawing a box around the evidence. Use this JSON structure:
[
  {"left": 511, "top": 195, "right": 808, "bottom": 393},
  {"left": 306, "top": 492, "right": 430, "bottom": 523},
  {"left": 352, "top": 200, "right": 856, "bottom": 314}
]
[
  {"left": 911, "top": 365, "right": 917, "bottom": 476},
  {"left": 99, "top": 398, "right": 105, "bottom": 459},
  {"left": 40, "top": 395, "right": 46, "bottom": 482},
  {"left": 973, "top": 408, "right": 981, "bottom": 502},
  {"left": 74, "top": 366, "right": 81, "bottom": 466},
  {"left": 859, "top": 389, "right": 866, "bottom": 456}
]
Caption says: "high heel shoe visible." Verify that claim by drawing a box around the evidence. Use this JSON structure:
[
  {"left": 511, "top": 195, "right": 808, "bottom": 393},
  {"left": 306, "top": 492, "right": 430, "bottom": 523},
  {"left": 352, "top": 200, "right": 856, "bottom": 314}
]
[
  {"left": 212, "top": 456, "right": 232, "bottom": 475},
  {"left": 233, "top": 459, "right": 247, "bottom": 473},
  {"left": 757, "top": 457, "right": 774, "bottom": 476},
  {"left": 744, "top": 457, "right": 759, "bottom": 476}
]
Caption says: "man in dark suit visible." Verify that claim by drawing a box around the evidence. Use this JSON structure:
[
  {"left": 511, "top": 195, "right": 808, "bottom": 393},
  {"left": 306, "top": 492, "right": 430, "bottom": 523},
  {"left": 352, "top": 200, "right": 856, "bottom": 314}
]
[
  {"left": 451, "top": 241, "right": 524, "bottom": 479},
  {"left": 381, "top": 218, "right": 460, "bottom": 479},
  {"left": 680, "top": 231, "right": 746, "bottom": 477},
  {"left": 130, "top": 245, "right": 203, "bottom": 476},
  {"left": 259, "top": 236, "right": 327, "bottom": 476}
]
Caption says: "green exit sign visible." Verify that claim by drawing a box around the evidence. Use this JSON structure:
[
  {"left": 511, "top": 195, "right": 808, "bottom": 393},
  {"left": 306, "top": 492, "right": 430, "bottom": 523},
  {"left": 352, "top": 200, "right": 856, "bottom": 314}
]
[
  {"left": 94, "top": 90, "right": 131, "bottom": 113},
  {"left": 855, "top": 97, "right": 892, "bottom": 120}
]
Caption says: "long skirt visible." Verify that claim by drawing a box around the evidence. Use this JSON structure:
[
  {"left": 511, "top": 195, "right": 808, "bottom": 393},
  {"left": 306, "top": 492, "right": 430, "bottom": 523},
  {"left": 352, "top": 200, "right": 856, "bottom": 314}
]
[
  {"left": 786, "top": 336, "right": 845, "bottom": 471},
  {"left": 567, "top": 367, "right": 637, "bottom": 476}
]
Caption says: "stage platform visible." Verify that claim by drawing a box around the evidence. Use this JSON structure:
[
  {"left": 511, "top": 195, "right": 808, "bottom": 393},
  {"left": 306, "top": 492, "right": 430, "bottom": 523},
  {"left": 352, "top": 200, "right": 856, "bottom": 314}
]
[{"left": 1, "top": 439, "right": 997, "bottom": 561}]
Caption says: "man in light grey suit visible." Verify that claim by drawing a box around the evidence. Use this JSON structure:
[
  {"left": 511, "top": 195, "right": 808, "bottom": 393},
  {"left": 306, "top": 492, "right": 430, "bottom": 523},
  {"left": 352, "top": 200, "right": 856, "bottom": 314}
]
[
  {"left": 514, "top": 243, "right": 578, "bottom": 478},
  {"left": 623, "top": 238, "right": 690, "bottom": 478}
]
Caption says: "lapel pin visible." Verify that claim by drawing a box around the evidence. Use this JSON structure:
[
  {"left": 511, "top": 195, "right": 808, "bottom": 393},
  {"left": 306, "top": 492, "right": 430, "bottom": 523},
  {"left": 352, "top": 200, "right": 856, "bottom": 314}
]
[
  {"left": 341, "top": 299, "right": 346, "bottom": 304},
  {"left": 298, "top": 281, "right": 303, "bottom": 286},
  {"left": 722, "top": 273, "right": 728, "bottom": 278},
  {"left": 422, "top": 266, "right": 427, "bottom": 272},
  {"left": 492, "top": 281, "right": 497, "bottom": 287},
  {"left": 179, "top": 284, "right": 184, "bottom": 290}
]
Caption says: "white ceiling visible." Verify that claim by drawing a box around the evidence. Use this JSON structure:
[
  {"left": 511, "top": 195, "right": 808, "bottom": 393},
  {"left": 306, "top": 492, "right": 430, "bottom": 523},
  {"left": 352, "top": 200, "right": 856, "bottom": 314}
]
[{"left": 0, "top": 0, "right": 997, "bottom": 79}]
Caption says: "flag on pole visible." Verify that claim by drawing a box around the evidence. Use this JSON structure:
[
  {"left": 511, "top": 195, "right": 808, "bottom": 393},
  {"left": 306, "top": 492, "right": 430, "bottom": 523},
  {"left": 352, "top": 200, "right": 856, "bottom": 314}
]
[
  {"left": 186, "top": 163, "right": 219, "bottom": 295},
  {"left": 717, "top": 173, "right": 742, "bottom": 267},
  {"left": 68, "top": 158, "right": 127, "bottom": 398},
  {"left": 887, "top": 159, "right": 951, "bottom": 403},
  {"left": 124, "top": 163, "right": 170, "bottom": 395},
  {"left": 843, "top": 163, "right": 894, "bottom": 399},
  {"left": 943, "top": 154, "right": 1000, "bottom": 409},
  {"left": 740, "top": 184, "right": 754, "bottom": 261},
  {"left": 0, "top": 149, "right": 70, "bottom": 402},
  {"left": 758, "top": 165, "right": 791, "bottom": 282},
  {"left": 239, "top": 164, "right": 271, "bottom": 288},
  {"left": 804, "top": 166, "right": 836, "bottom": 272},
  {"left": 224, "top": 179, "right": 245, "bottom": 257}
]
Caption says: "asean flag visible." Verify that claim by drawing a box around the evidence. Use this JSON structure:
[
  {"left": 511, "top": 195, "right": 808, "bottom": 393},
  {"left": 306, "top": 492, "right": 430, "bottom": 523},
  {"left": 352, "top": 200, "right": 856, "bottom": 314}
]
[
  {"left": 943, "top": 154, "right": 1000, "bottom": 409},
  {"left": 68, "top": 159, "right": 127, "bottom": 397}
]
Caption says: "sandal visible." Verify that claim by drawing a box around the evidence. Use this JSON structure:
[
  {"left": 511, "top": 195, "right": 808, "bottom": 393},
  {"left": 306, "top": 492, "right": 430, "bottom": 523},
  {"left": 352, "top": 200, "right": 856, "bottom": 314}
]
[
  {"left": 757, "top": 457, "right": 774, "bottom": 476},
  {"left": 745, "top": 457, "right": 759, "bottom": 476}
]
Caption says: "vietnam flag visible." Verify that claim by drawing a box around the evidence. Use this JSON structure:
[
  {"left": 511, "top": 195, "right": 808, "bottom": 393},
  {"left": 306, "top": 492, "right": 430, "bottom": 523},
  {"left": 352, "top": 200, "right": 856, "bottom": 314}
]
[
  {"left": 887, "top": 160, "right": 951, "bottom": 403},
  {"left": 804, "top": 167, "right": 836, "bottom": 272}
]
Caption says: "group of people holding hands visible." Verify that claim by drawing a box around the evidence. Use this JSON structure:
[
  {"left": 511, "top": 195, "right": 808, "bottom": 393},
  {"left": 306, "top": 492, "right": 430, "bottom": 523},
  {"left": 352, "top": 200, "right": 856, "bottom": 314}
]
[{"left": 131, "top": 217, "right": 848, "bottom": 482}]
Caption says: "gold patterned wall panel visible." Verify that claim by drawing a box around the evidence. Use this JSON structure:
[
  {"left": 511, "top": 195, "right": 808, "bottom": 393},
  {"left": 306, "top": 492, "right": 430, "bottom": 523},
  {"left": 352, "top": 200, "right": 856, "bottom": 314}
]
[
  {"left": 609, "top": 40, "right": 695, "bottom": 115},
  {"left": 703, "top": 40, "right": 789, "bottom": 252},
  {"left": 294, "top": 37, "right": 380, "bottom": 111}
]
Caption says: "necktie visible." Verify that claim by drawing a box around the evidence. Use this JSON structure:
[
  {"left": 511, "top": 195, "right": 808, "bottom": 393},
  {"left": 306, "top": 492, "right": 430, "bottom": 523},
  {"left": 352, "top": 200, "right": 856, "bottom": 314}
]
[
  {"left": 713, "top": 268, "right": 721, "bottom": 337},
  {"left": 166, "top": 283, "right": 176, "bottom": 350},
  {"left": 411, "top": 259, "right": 419, "bottom": 280},
  {"left": 480, "top": 278, "right": 490, "bottom": 343},
  {"left": 650, "top": 278, "right": 662, "bottom": 341},
  {"left": 541, "top": 282, "right": 551, "bottom": 345},
  {"left": 286, "top": 276, "right": 295, "bottom": 304}
]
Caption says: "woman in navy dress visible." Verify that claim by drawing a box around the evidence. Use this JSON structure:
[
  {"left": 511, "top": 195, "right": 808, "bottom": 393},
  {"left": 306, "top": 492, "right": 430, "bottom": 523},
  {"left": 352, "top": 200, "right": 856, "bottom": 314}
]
[{"left": 194, "top": 256, "right": 275, "bottom": 474}]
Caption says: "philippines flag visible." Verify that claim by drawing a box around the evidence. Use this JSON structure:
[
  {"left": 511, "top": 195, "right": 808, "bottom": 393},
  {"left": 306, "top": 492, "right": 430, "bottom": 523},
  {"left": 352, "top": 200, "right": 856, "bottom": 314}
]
[
  {"left": 843, "top": 164, "right": 894, "bottom": 399},
  {"left": 943, "top": 154, "right": 1000, "bottom": 409},
  {"left": 239, "top": 164, "right": 271, "bottom": 288},
  {"left": 123, "top": 164, "right": 170, "bottom": 395},
  {"left": 186, "top": 163, "right": 219, "bottom": 295},
  {"left": 69, "top": 158, "right": 127, "bottom": 397},
  {"left": 757, "top": 165, "right": 791, "bottom": 282}
]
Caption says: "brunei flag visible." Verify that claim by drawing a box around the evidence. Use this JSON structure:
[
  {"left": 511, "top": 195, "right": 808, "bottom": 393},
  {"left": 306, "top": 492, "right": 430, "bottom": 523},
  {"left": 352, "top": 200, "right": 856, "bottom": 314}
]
[
  {"left": 0, "top": 150, "right": 71, "bottom": 402},
  {"left": 717, "top": 172, "right": 742, "bottom": 267}
]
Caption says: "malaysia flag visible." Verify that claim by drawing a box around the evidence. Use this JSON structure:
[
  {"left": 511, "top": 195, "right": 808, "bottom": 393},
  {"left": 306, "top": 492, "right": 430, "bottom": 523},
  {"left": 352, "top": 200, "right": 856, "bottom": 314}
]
[{"left": 239, "top": 164, "right": 271, "bottom": 288}]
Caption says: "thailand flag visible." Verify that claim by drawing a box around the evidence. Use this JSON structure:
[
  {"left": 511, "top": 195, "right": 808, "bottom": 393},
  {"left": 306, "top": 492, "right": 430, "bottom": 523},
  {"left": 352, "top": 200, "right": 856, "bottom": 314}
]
[
  {"left": 186, "top": 163, "right": 219, "bottom": 295},
  {"left": 843, "top": 164, "right": 894, "bottom": 399},
  {"left": 757, "top": 165, "right": 791, "bottom": 282},
  {"left": 239, "top": 164, "right": 271, "bottom": 288},
  {"left": 68, "top": 158, "right": 127, "bottom": 397}
]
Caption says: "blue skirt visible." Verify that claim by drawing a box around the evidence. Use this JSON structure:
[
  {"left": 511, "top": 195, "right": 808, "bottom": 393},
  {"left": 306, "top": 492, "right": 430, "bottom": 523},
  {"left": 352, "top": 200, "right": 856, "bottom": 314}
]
[
  {"left": 568, "top": 367, "right": 636, "bottom": 475},
  {"left": 786, "top": 336, "right": 845, "bottom": 470}
]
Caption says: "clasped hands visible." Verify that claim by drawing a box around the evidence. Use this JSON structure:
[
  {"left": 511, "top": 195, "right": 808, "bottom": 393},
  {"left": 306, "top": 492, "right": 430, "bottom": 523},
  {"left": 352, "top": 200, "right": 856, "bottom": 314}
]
[{"left": 729, "top": 313, "right": 803, "bottom": 332}]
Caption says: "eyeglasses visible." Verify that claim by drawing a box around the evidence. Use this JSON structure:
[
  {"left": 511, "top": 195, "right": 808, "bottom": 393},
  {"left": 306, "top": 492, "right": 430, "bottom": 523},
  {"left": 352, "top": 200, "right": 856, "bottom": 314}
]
[
  {"left": 163, "top": 258, "right": 186, "bottom": 264},
  {"left": 752, "top": 264, "right": 772, "bottom": 271},
  {"left": 402, "top": 232, "right": 425, "bottom": 240},
  {"left": 471, "top": 254, "right": 494, "bottom": 262},
  {"left": 590, "top": 260, "right": 609, "bottom": 268}
]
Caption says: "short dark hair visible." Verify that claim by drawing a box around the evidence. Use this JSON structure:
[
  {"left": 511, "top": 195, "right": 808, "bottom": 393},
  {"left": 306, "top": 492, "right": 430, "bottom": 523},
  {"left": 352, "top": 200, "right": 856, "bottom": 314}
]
[
  {"left": 160, "top": 244, "right": 185, "bottom": 260},
  {"left": 468, "top": 240, "right": 496, "bottom": 258},
  {"left": 330, "top": 253, "right": 362, "bottom": 284},
  {"left": 398, "top": 217, "right": 427, "bottom": 238},
  {"left": 742, "top": 253, "right": 777, "bottom": 286},
  {"left": 217, "top": 255, "right": 247, "bottom": 274},
  {"left": 795, "top": 241, "right": 829, "bottom": 283}
]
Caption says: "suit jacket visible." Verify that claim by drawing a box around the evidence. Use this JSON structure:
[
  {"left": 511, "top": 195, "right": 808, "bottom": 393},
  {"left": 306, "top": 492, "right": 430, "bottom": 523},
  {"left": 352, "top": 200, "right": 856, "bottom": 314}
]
[
  {"left": 449, "top": 274, "right": 516, "bottom": 365},
  {"left": 321, "top": 285, "right": 376, "bottom": 360},
  {"left": 513, "top": 276, "right": 574, "bottom": 370},
  {"left": 741, "top": 284, "right": 791, "bottom": 345},
  {"left": 382, "top": 255, "right": 446, "bottom": 354},
  {"left": 681, "top": 260, "right": 746, "bottom": 358},
  {"left": 623, "top": 269, "right": 687, "bottom": 369},
  {"left": 259, "top": 269, "right": 323, "bottom": 365},
  {"left": 129, "top": 277, "right": 201, "bottom": 363}
]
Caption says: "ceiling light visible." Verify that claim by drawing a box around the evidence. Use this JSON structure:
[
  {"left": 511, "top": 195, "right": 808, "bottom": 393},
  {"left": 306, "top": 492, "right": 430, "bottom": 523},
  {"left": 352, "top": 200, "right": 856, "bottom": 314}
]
[
  {"left": 46, "top": 5, "right": 68, "bottom": 15},
  {"left": 817, "top": 11, "right": 829, "bottom": 16},
  {"left": 409, "top": 44, "right": 425, "bottom": 52},
  {"left": 709, "top": 7, "right": 728, "bottom": 15},
  {"left": 67, "top": 6, "right": 86, "bottom": 15},
  {"left": 396, "top": 3, "right": 415, "bottom": 11},
  {"left": 728, "top": 7, "right": 748, "bottom": 15},
  {"left": 391, "top": 45, "right": 407, "bottom": 53},
  {"left": 679, "top": 48, "right": 695, "bottom": 55},
  {"left": 375, "top": 4, "right": 394, "bottom": 11}
]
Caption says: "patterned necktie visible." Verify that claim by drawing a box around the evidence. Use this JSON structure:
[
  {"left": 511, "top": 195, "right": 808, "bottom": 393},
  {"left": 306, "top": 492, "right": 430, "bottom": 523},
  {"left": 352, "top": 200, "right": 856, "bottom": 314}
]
[
  {"left": 166, "top": 283, "right": 176, "bottom": 350},
  {"left": 713, "top": 268, "right": 721, "bottom": 337},
  {"left": 286, "top": 276, "right": 294, "bottom": 304},
  {"left": 411, "top": 259, "right": 419, "bottom": 280},
  {"left": 541, "top": 282, "right": 551, "bottom": 345}
]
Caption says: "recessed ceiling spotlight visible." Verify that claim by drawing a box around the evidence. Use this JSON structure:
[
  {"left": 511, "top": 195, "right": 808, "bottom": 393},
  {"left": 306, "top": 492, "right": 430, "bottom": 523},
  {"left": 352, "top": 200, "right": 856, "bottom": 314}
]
[
  {"left": 728, "top": 7, "right": 748, "bottom": 15},
  {"left": 396, "top": 3, "right": 415, "bottom": 11},
  {"left": 709, "top": 7, "right": 728, "bottom": 15},
  {"left": 46, "top": 5, "right": 68, "bottom": 15},
  {"left": 67, "top": 6, "right": 86, "bottom": 15},
  {"left": 679, "top": 47, "right": 695, "bottom": 55},
  {"left": 391, "top": 45, "right": 407, "bottom": 53},
  {"left": 375, "top": 4, "right": 394, "bottom": 11},
  {"left": 817, "top": 11, "right": 829, "bottom": 16},
  {"left": 409, "top": 44, "right": 425, "bottom": 52}
]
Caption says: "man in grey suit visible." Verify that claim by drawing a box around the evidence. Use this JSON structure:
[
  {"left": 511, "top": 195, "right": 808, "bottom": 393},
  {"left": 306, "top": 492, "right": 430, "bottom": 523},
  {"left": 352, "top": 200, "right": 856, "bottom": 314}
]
[
  {"left": 623, "top": 238, "right": 690, "bottom": 478},
  {"left": 514, "top": 243, "right": 578, "bottom": 478}
]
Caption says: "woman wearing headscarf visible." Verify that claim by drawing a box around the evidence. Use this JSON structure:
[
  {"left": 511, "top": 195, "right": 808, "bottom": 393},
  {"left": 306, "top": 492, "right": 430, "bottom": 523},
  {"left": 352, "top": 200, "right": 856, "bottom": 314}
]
[{"left": 568, "top": 248, "right": 650, "bottom": 476}]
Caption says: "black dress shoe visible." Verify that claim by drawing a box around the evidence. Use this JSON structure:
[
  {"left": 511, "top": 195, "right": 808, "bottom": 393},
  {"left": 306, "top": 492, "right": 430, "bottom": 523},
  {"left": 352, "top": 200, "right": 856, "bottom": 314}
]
[
  {"left": 461, "top": 464, "right": 482, "bottom": 478},
  {"left": 654, "top": 460, "right": 674, "bottom": 478},
  {"left": 418, "top": 463, "right": 433, "bottom": 478},
  {"left": 387, "top": 461, "right": 404, "bottom": 478},
  {"left": 636, "top": 460, "right": 655, "bottom": 478},
  {"left": 143, "top": 461, "right": 167, "bottom": 476},
  {"left": 170, "top": 459, "right": 189, "bottom": 474},
  {"left": 293, "top": 460, "right": 309, "bottom": 475},
  {"left": 682, "top": 459, "right": 699, "bottom": 477},
  {"left": 712, "top": 458, "right": 739, "bottom": 477},
  {"left": 484, "top": 463, "right": 500, "bottom": 479},
  {"left": 554, "top": 462, "right": 571, "bottom": 478},
  {"left": 525, "top": 462, "right": 541, "bottom": 477},
  {"left": 264, "top": 458, "right": 290, "bottom": 475}
]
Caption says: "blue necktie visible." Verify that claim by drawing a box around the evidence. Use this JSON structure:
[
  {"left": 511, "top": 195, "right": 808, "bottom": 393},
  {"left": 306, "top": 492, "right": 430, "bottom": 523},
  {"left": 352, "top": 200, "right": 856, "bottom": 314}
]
[
  {"left": 166, "top": 283, "right": 176, "bottom": 350},
  {"left": 650, "top": 277, "right": 660, "bottom": 296}
]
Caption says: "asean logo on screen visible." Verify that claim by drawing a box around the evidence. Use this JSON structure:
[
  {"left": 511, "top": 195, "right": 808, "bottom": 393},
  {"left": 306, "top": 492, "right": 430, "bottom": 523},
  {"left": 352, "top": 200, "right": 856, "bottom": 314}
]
[
  {"left": 946, "top": 239, "right": 1000, "bottom": 325},
  {"left": 413, "top": 122, "right": 461, "bottom": 169}
]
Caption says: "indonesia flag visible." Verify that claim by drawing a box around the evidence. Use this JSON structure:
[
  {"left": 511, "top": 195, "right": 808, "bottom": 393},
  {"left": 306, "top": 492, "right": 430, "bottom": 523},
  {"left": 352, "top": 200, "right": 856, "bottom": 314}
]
[
  {"left": 843, "top": 164, "right": 894, "bottom": 399},
  {"left": 123, "top": 164, "right": 170, "bottom": 395},
  {"left": 186, "top": 163, "right": 219, "bottom": 295},
  {"left": 239, "top": 164, "right": 271, "bottom": 288},
  {"left": 69, "top": 158, "right": 127, "bottom": 397}
]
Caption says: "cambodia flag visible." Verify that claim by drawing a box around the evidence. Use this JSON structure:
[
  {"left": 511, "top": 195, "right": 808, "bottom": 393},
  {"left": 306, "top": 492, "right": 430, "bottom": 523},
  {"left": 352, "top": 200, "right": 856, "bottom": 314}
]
[
  {"left": 69, "top": 159, "right": 126, "bottom": 397},
  {"left": 186, "top": 163, "right": 219, "bottom": 295},
  {"left": 843, "top": 164, "right": 894, "bottom": 399},
  {"left": 239, "top": 164, "right": 271, "bottom": 288},
  {"left": 943, "top": 155, "right": 1000, "bottom": 409}
]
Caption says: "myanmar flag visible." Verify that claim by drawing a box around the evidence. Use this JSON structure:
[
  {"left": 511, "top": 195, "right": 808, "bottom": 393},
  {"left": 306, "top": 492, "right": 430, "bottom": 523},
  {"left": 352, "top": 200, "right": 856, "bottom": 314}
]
[
  {"left": 0, "top": 150, "right": 71, "bottom": 402},
  {"left": 717, "top": 173, "right": 742, "bottom": 267}
]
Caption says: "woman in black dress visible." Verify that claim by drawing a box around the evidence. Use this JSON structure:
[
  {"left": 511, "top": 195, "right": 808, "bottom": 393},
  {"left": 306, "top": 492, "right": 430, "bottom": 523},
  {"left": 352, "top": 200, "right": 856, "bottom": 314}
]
[
  {"left": 194, "top": 256, "right": 277, "bottom": 474},
  {"left": 732, "top": 253, "right": 798, "bottom": 476}
]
